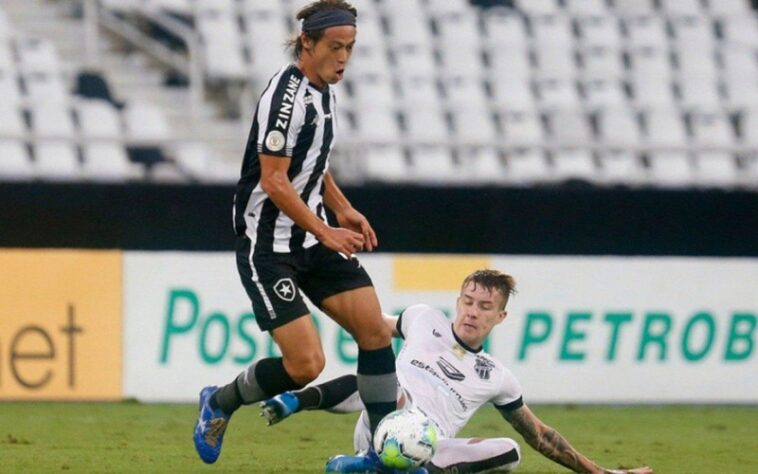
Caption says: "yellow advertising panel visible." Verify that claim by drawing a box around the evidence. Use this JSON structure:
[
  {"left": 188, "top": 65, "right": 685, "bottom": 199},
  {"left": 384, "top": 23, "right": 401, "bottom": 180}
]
[
  {"left": 393, "top": 255, "right": 492, "bottom": 291},
  {"left": 0, "top": 249, "right": 122, "bottom": 400}
]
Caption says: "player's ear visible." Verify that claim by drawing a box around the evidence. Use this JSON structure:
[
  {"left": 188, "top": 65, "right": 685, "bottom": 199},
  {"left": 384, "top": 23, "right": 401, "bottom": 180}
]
[
  {"left": 301, "top": 33, "right": 314, "bottom": 52},
  {"left": 498, "top": 310, "right": 508, "bottom": 323}
]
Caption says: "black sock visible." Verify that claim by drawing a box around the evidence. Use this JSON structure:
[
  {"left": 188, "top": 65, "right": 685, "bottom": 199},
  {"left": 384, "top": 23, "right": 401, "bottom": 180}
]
[
  {"left": 295, "top": 374, "right": 358, "bottom": 410},
  {"left": 212, "top": 357, "right": 304, "bottom": 415},
  {"left": 356, "top": 345, "right": 397, "bottom": 436}
]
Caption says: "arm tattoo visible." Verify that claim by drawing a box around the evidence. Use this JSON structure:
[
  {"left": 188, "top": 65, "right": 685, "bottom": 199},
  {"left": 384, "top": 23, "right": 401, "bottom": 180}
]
[{"left": 502, "top": 407, "right": 591, "bottom": 473}]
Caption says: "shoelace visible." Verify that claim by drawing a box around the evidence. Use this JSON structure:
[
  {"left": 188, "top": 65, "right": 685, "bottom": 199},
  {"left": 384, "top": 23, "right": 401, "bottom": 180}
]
[{"left": 204, "top": 418, "right": 228, "bottom": 448}]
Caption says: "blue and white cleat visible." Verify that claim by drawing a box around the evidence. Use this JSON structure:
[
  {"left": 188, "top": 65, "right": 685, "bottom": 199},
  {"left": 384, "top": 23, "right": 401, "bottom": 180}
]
[
  {"left": 325, "top": 450, "right": 429, "bottom": 473},
  {"left": 259, "top": 391, "right": 300, "bottom": 426},
  {"left": 193, "top": 385, "right": 231, "bottom": 464}
]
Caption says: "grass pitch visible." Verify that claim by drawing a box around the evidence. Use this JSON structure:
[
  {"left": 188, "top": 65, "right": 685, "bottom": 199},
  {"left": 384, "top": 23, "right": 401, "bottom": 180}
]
[{"left": 2, "top": 402, "right": 757, "bottom": 473}]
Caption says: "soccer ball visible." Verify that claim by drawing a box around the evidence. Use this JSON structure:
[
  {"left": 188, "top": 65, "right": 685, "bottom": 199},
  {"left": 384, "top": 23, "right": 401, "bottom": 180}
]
[{"left": 373, "top": 409, "right": 439, "bottom": 471}]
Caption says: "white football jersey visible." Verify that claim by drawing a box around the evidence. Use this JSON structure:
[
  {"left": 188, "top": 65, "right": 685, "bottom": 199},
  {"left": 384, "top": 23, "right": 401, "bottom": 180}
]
[{"left": 395, "top": 304, "right": 523, "bottom": 438}]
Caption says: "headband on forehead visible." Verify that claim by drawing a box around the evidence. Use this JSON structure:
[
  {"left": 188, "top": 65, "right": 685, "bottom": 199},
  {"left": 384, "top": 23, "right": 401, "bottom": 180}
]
[{"left": 301, "top": 8, "right": 356, "bottom": 33}]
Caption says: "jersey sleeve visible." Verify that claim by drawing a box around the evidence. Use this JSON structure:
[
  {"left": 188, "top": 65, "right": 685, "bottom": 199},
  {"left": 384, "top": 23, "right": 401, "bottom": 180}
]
[
  {"left": 256, "top": 68, "right": 305, "bottom": 157},
  {"left": 396, "top": 304, "right": 440, "bottom": 339},
  {"left": 492, "top": 367, "right": 524, "bottom": 412}
]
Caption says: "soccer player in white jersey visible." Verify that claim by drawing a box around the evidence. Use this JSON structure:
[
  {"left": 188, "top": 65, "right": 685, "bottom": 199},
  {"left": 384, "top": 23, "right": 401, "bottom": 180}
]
[
  {"left": 193, "top": 0, "right": 398, "bottom": 465},
  {"left": 261, "top": 270, "right": 654, "bottom": 474}
]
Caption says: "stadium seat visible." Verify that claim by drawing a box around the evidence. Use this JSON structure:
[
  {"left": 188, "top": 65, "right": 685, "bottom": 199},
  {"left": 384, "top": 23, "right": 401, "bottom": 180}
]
[
  {"left": 741, "top": 108, "right": 758, "bottom": 146},
  {"left": 689, "top": 110, "right": 735, "bottom": 149},
  {"left": 34, "top": 141, "right": 80, "bottom": 181},
  {"left": 439, "top": 42, "right": 486, "bottom": 79},
  {"left": 647, "top": 151, "right": 695, "bottom": 187},
  {"left": 623, "top": 15, "right": 668, "bottom": 48},
  {"left": 463, "top": 147, "right": 506, "bottom": 182},
  {"left": 435, "top": 11, "right": 481, "bottom": 49},
  {"left": 385, "top": 7, "right": 433, "bottom": 49},
  {"left": 426, "top": 0, "right": 471, "bottom": 18},
  {"left": 1, "top": 105, "right": 26, "bottom": 140},
  {"left": 723, "top": 78, "right": 758, "bottom": 110},
  {"left": 659, "top": 0, "right": 704, "bottom": 17},
  {"left": 0, "top": 70, "right": 21, "bottom": 106},
  {"left": 352, "top": 15, "right": 384, "bottom": 49},
  {"left": 151, "top": 0, "right": 192, "bottom": 16},
  {"left": 705, "top": 0, "right": 753, "bottom": 17},
  {"left": 82, "top": 143, "right": 138, "bottom": 182},
  {"left": 0, "top": 8, "right": 12, "bottom": 40},
  {"left": 348, "top": 44, "right": 390, "bottom": 78},
  {"left": 403, "top": 107, "right": 449, "bottom": 144},
  {"left": 532, "top": 47, "right": 577, "bottom": 77},
  {"left": 483, "top": 11, "right": 529, "bottom": 49},
  {"left": 674, "top": 47, "right": 718, "bottom": 80},
  {"left": 362, "top": 145, "right": 409, "bottom": 182},
  {"left": 575, "top": 15, "right": 623, "bottom": 49},
  {"left": 719, "top": 16, "right": 758, "bottom": 47},
  {"left": 530, "top": 15, "right": 573, "bottom": 48},
  {"left": 552, "top": 148, "right": 598, "bottom": 183},
  {"left": 0, "top": 41, "right": 14, "bottom": 72},
  {"left": 245, "top": 11, "right": 292, "bottom": 81},
  {"left": 489, "top": 48, "right": 531, "bottom": 83},
  {"left": 15, "top": 37, "right": 61, "bottom": 74},
  {"left": 77, "top": 99, "right": 122, "bottom": 140},
  {"left": 443, "top": 76, "right": 489, "bottom": 111},
  {"left": 31, "top": 105, "right": 75, "bottom": 141},
  {"left": 719, "top": 48, "right": 758, "bottom": 79},
  {"left": 490, "top": 77, "right": 535, "bottom": 111},
  {"left": 451, "top": 108, "right": 498, "bottom": 145},
  {"left": 631, "top": 76, "right": 676, "bottom": 107},
  {"left": 501, "top": 110, "right": 544, "bottom": 146},
  {"left": 534, "top": 77, "right": 581, "bottom": 108},
  {"left": 613, "top": 0, "right": 657, "bottom": 16},
  {"left": 123, "top": 101, "right": 171, "bottom": 143},
  {"left": 391, "top": 44, "right": 437, "bottom": 79},
  {"left": 597, "top": 109, "right": 642, "bottom": 148},
  {"left": 694, "top": 151, "right": 739, "bottom": 188},
  {"left": 0, "top": 140, "right": 33, "bottom": 181},
  {"left": 578, "top": 46, "right": 625, "bottom": 79},
  {"left": 352, "top": 107, "right": 401, "bottom": 143},
  {"left": 669, "top": 16, "right": 715, "bottom": 49},
  {"left": 24, "top": 72, "right": 70, "bottom": 104},
  {"left": 351, "top": 74, "right": 396, "bottom": 109},
  {"left": 397, "top": 76, "right": 442, "bottom": 109},
  {"left": 409, "top": 146, "right": 460, "bottom": 183},
  {"left": 627, "top": 46, "right": 673, "bottom": 81},
  {"left": 598, "top": 149, "right": 646, "bottom": 186},
  {"left": 505, "top": 148, "right": 553, "bottom": 183},
  {"left": 546, "top": 109, "right": 593, "bottom": 145},
  {"left": 677, "top": 77, "right": 721, "bottom": 109},
  {"left": 581, "top": 78, "right": 627, "bottom": 108},
  {"left": 515, "top": 0, "right": 560, "bottom": 16},
  {"left": 565, "top": 0, "right": 609, "bottom": 16},
  {"left": 643, "top": 109, "right": 688, "bottom": 147}
]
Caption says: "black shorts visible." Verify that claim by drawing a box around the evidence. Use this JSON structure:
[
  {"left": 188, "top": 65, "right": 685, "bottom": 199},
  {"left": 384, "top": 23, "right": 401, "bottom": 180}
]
[{"left": 236, "top": 236, "right": 374, "bottom": 331}]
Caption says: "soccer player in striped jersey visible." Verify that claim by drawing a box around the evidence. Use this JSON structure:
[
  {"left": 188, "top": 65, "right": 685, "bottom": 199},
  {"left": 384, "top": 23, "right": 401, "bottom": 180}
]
[
  {"left": 261, "top": 270, "right": 654, "bottom": 474},
  {"left": 193, "top": 0, "right": 397, "bottom": 464}
]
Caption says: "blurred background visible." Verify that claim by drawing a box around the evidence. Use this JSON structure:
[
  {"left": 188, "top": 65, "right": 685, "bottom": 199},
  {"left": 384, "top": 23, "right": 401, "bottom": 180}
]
[{"left": 0, "top": 0, "right": 756, "bottom": 405}]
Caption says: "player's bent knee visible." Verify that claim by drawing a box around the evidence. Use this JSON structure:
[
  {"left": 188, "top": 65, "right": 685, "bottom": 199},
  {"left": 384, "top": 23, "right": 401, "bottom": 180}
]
[
  {"left": 285, "top": 353, "right": 325, "bottom": 385},
  {"left": 353, "top": 323, "right": 393, "bottom": 350}
]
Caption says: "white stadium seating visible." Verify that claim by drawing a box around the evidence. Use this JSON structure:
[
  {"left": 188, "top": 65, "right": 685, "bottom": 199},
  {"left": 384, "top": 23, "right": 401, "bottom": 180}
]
[{"left": 0, "top": 0, "right": 756, "bottom": 189}]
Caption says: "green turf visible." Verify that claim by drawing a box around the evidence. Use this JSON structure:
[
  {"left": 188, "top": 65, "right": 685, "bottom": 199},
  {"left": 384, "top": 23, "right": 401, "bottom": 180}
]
[{"left": 1, "top": 402, "right": 757, "bottom": 473}]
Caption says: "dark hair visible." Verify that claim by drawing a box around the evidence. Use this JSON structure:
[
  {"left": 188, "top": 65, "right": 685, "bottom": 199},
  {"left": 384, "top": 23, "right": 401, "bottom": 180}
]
[
  {"left": 288, "top": 0, "right": 358, "bottom": 59},
  {"left": 461, "top": 269, "right": 517, "bottom": 310}
]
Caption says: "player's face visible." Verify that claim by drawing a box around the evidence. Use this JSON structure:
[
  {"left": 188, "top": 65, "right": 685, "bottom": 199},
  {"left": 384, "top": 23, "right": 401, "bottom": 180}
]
[
  {"left": 300, "top": 25, "right": 356, "bottom": 87},
  {"left": 453, "top": 282, "right": 507, "bottom": 349}
]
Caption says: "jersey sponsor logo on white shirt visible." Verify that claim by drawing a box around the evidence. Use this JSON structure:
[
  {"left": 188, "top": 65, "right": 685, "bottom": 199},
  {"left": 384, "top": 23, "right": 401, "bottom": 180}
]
[
  {"left": 436, "top": 357, "right": 466, "bottom": 381},
  {"left": 275, "top": 75, "right": 301, "bottom": 130}
]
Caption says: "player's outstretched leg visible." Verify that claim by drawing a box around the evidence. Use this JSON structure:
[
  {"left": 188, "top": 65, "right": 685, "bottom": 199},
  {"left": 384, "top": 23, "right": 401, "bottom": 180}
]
[
  {"left": 193, "top": 386, "right": 232, "bottom": 464},
  {"left": 259, "top": 391, "right": 300, "bottom": 425}
]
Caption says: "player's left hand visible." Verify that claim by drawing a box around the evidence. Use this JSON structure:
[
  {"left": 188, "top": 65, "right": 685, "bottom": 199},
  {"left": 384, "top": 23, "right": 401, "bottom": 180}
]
[{"left": 335, "top": 208, "right": 378, "bottom": 251}]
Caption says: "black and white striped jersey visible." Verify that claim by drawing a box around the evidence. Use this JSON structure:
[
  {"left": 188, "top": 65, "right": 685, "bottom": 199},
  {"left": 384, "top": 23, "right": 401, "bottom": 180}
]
[{"left": 234, "top": 64, "right": 338, "bottom": 253}]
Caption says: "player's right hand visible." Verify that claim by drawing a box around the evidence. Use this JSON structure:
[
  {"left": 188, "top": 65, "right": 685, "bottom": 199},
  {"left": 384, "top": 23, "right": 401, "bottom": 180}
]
[{"left": 319, "top": 226, "right": 365, "bottom": 257}]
